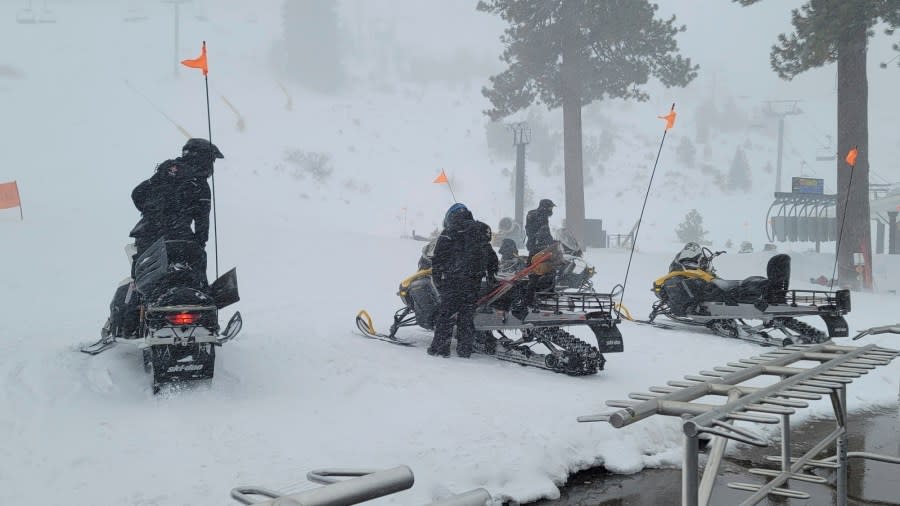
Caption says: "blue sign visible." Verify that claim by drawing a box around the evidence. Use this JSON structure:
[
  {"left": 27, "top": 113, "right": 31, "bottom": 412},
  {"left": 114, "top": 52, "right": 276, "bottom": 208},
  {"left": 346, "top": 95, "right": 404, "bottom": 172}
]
[{"left": 792, "top": 177, "right": 824, "bottom": 195}]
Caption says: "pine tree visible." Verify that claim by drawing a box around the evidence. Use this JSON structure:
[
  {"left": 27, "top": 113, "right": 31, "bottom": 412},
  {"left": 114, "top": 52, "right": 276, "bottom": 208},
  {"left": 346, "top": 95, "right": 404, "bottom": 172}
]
[
  {"left": 734, "top": 0, "right": 900, "bottom": 288},
  {"left": 676, "top": 209, "right": 710, "bottom": 245},
  {"left": 727, "top": 146, "right": 752, "bottom": 192},
  {"left": 479, "top": 0, "right": 698, "bottom": 242},
  {"left": 282, "top": 0, "right": 344, "bottom": 92}
]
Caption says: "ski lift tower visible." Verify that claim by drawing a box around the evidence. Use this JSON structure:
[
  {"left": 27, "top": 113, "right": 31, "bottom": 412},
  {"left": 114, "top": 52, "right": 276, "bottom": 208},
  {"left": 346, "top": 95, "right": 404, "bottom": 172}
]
[
  {"left": 508, "top": 122, "right": 531, "bottom": 228},
  {"left": 764, "top": 100, "right": 802, "bottom": 193},
  {"left": 162, "top": 0, "right": 192, "bottom": 77}
]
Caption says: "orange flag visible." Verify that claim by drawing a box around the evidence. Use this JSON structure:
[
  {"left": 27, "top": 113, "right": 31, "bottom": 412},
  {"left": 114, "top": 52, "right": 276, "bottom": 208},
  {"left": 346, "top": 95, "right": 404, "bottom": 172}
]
[
  {"left": 181, "top": 41, "right": 208, "bottom": 76},
  {"left": 845, "top": 146, "right": 858, "bottom": 166},
  {"left": 0, "top": 181, "right": 21, "bottom": 210},
  {"left": 658, "top": 105, "right": 676, "bottom": 130},
  {"left": 433, "top": 169, "right": 448, "bottom": 184}
]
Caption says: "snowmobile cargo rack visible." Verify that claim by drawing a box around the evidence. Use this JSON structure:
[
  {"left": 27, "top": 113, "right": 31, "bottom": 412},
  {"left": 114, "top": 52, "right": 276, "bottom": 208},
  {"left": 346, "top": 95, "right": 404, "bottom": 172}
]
[
  {"left": 773, "top": 288, "right": 850, "bottom": 313},
  {"left": 231, "top": 465, "right": 492, "bottom": 506},
  {"left": 578, "top": 327, "right": 900, "bottom": 506},
  {"left": 533, "top": 289, "right": 618, "bottom": 317}
]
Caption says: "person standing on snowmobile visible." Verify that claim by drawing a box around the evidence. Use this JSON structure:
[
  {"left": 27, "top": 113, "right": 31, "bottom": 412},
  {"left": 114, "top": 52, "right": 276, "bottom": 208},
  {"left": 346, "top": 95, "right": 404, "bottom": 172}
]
[
  {"left": 129, "top": 138, "right": 223, "bottom": 283},
  {"left": 428, "top": 203, "right": 484, "bottom": 358},
  {"left": 525, "top": 199, "right": 556, "bottom": 260}
]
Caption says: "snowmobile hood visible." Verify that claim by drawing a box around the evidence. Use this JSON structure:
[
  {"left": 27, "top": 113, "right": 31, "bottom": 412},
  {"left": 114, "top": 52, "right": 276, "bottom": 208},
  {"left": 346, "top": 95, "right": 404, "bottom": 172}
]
[{"left": 652, "top": 269, "right": 716, "bottom": 292}]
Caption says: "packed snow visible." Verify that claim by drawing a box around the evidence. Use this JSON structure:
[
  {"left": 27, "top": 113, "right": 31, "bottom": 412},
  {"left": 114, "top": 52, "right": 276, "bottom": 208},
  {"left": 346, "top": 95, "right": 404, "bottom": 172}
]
[{"left": 1, "top": 1, "right": 899, "bottom": 505}]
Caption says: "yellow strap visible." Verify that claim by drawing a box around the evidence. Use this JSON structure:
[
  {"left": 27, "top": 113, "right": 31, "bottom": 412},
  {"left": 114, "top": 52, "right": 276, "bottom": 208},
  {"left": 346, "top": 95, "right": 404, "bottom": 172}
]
[{"left": 615, "top": 303, "right": 634, "bottom": 321}]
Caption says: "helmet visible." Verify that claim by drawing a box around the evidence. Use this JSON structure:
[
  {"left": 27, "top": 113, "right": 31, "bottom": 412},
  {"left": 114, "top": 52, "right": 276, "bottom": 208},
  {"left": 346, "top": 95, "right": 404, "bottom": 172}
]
[
  {"left": 538, "top": 199, "right": 556, "bottom": 210},
  {"left": 499, "top": 238, "right": 518, "bottom": 257},
  {"left": 443, "top": 203, "right": 468, "bottom": 228},
  {"left": 476, "top": 221, "right": 492, "bottom": 242},
  {"left": 182, "top": 138, "right": 224, "bottom": 159}
]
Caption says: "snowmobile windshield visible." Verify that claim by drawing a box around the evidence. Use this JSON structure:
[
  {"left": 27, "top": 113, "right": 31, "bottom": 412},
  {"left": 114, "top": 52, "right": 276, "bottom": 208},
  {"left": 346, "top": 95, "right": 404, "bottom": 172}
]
[
  {"left": 557, "top": 229, "right": 582, "bottom": 255},
  {"left": 672, "top": 243, "right": 704, "bottom": 270}
]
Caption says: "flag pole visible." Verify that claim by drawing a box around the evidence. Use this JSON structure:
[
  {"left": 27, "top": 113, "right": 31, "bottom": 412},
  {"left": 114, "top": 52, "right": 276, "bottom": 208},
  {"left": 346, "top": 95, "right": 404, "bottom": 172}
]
[
  {"left": 16, "top": 183, "right": 22, "bottom": 221},
  {"left": 830, "top": 146, "right": 857, "bottom": 291},
  {"left": 619, "top": 103, "right": 675, "bottom": 307},
  {"left": 446, "top": 178, "right": 458, "bottom": 203},
  {"left": 203, "top": 56, "right": 219, "bottom": 280}
]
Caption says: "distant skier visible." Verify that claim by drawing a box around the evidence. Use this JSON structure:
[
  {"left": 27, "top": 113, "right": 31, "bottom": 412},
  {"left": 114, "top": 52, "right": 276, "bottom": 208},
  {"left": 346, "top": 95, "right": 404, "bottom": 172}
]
[
  {"left": 428, "top": 203, "right": 485, "bottom": 358},
  {"left": 525, "top": 199, "right": 556, "bottom": 260}
]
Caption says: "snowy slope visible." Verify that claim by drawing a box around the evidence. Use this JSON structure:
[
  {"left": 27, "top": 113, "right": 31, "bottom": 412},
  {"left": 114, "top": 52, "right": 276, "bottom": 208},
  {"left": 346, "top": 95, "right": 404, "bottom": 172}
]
[{"left": 1, "top": 1, "right": 899, "bottom": 505}]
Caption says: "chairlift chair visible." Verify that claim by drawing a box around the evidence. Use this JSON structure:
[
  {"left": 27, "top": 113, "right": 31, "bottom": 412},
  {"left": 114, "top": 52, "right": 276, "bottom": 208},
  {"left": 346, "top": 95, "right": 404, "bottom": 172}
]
[
  {"left": 37, "top": 2, "right": 56, "bottom": 24},
  {"left": 16, "top": 2, "right": 36, "bottom": 24}
]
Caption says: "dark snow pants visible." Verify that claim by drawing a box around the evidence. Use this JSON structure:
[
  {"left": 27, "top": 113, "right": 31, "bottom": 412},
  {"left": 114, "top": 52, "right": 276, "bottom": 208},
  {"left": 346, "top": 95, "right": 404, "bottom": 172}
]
[{"left": 429, "top": 277, "right": 478, "bottom": 357}]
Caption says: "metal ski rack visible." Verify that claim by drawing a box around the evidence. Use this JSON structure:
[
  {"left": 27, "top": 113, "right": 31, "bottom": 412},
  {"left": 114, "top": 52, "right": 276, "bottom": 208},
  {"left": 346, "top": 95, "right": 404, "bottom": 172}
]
[
  {"left": 231, "top": 466, "right": 492, "bottom": 506},
  {"left": 579, "top": 330, "right": 900, "bottom": 506}
]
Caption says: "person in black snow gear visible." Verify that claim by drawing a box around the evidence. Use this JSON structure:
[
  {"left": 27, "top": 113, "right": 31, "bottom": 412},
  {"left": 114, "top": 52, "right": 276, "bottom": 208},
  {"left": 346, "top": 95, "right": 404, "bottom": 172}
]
[
  {"left": 475, "top": 221, "right": 499, "bottom": 285},
  {"left": 525, "top": 198, "right": 556, "bottom": 260},
  {"left": 498, "top": 238, "right": 526, "bottom": 274},
  {"left": 428, "top": 203, "right": 485, "bottom": 358},
  {"left": 129, "top": 138, "right": 223, "bottom": 284},
  {"left": 108, "top": 139, "right": 223, "bottom": 339}
]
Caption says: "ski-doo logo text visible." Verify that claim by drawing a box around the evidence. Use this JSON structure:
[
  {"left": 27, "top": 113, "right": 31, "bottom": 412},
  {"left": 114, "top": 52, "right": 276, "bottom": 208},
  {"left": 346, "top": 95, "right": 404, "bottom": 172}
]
[{"left": 166, "top": 364, "right": 204, "bottom": 373}]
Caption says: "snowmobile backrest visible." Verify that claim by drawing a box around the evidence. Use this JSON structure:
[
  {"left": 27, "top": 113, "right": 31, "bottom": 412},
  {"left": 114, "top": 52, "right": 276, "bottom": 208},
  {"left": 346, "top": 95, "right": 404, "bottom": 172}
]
[
  {"left": 210, "top": 267, "right": 240, "bottom": 309},
  {"left": 134, "top": 239, "right": 206, "bottom": 297},
  {"left": 133, "top": 237, "right": 169, "bottom": 295},
  {"left": 766, "top": 254, "right": 791, "bottom": 302}
]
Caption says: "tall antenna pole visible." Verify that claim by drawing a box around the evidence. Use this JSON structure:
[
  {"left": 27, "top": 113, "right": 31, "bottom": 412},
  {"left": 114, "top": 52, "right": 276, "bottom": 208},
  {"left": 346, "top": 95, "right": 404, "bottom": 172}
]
[
  {"left": 764, "top": 100, "right": 802, "bottom": 193},
  {"left": 509, "top": 122, "right": 531, "bottom": 227}
]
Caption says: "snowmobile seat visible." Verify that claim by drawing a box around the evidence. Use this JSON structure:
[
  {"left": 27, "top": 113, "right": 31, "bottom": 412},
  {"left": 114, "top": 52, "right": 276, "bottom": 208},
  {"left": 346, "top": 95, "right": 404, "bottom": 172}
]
[{"left": 710, "top": 276, "right": 769, "bottom": 303}]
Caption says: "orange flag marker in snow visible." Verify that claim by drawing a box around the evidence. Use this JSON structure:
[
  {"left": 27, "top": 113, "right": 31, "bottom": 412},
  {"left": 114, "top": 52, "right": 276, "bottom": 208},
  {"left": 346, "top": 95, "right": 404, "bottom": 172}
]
[
  {"left": 432, "top": 169, "right": 457, "bottom": 201},
  {"left": 845, "top": 146, "right": 858, "bottom": 166},
  {"left": 658, "top": 104, "right": 676, "bottom": 130},
  {"left": 0, "top": 181, "right": 23, "bottom": 220},
  {"left": 181, "top": 41, "right": 208, "bottom": 76}
]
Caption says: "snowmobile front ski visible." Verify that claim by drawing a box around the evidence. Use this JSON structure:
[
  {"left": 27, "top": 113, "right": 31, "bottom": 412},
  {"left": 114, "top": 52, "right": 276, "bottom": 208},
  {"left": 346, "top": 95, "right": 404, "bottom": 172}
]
[
  {"left": 80, "top": 335, "right": 117, "bottom": 355},
  {"left": 355, "top": 310, "right": 415, "bottom": 346}
]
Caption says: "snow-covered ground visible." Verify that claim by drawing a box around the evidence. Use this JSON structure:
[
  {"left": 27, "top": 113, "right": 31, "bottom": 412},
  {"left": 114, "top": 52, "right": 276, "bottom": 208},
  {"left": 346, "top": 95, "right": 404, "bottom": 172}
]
[{"left": 2, "top": 1, "right": 899, "bottom": 505}]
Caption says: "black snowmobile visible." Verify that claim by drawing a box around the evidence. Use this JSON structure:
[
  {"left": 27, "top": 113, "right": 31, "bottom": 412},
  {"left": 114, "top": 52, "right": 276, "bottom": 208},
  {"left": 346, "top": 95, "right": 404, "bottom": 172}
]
[
  {"left": 83, "top": 238, "right": 242, "bottom": 393},
  {"left": 647, "top": 244, "right": 850, "bottom": 346},
  {"left": 356, "top": 245, "right": 623, "bottom": 376}
]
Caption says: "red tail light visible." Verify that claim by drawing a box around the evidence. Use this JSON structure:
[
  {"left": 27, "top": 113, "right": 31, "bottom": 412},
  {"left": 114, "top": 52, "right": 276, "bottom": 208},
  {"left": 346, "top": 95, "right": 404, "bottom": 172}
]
[{"left": 167, "top": 312, "right": 199, "bottom": 325}]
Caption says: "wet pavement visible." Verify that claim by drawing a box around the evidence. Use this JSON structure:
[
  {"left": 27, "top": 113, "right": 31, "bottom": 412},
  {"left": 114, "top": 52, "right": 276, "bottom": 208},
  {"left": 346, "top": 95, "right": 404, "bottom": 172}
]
[{"left": 528, "top": 406, "right": 899, "bottom": 505}]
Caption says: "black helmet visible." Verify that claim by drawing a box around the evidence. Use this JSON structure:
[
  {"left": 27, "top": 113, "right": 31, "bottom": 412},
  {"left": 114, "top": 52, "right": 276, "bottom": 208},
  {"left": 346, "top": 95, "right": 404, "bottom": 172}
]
[
  {"left": 182, "top": 138, "right": 224, "bottom": 159},
  {"left": 443, "top": 203, "right": 469, "bottom": 228},
  {"left": 539, "top": 199, "right": 555, "bottom": 210},
  {"left": 499, "top": 238, "right": 518, "bottom": 257}
]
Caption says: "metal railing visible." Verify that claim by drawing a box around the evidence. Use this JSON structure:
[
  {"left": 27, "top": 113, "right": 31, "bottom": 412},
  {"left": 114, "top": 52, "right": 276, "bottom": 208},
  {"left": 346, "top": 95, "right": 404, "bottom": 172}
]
[
  {"left": 579, "top": 326, "right": 900, "bottom": 506},
  {"left": 232, "top": 466, "right": 491, "bottom": 506}
]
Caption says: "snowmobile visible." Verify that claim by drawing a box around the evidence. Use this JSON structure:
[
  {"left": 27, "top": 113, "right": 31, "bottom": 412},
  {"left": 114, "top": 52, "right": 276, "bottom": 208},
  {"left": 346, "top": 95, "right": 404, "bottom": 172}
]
[
  {"left": 82, "top": 238, "right": 243, "bottom": 393},
  {"left": 554, "top": 230, "right": 596, "bottom": 291},
  {"left": 646, "top": 244, "right": 850, "bottom": 346},
  {"left": 356, "top": 245, "right": 623, "bottom": 376}
]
